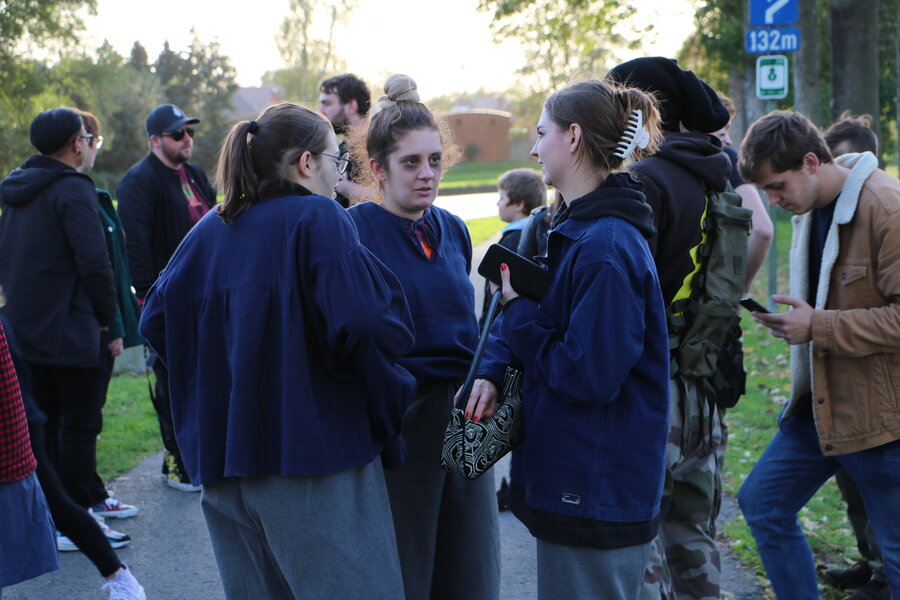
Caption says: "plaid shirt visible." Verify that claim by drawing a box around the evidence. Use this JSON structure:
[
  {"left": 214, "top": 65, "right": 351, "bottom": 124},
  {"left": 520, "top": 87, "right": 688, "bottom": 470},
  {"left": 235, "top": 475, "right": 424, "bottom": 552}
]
[{"left": 0, "top": 322, "right": 35, "bottom": 482}]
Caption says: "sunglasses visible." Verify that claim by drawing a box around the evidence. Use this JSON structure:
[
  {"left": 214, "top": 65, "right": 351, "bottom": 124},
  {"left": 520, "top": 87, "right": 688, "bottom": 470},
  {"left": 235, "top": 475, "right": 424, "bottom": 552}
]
[{"left": 160, "top": 127, "right": 195, "bottom": 141}]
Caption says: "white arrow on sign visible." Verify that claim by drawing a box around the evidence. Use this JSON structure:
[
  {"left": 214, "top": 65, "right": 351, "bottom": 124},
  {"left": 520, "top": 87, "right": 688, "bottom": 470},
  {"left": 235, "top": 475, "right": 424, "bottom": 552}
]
[{"left": 765, "top": 0, "right": 790, "bottom": 24}]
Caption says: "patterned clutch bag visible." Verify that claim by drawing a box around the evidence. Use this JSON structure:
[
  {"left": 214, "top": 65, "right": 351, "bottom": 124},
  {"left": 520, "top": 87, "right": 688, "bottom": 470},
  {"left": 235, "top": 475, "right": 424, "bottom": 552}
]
[{"left": 441, "top": 366, "right": 524, "bottom": 479}]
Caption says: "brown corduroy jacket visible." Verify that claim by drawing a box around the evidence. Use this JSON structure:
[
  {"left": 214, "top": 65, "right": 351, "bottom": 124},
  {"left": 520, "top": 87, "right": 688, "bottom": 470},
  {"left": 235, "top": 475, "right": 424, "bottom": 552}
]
[{"left": 784, "top": 151, "right": 900, "bottom": 455}]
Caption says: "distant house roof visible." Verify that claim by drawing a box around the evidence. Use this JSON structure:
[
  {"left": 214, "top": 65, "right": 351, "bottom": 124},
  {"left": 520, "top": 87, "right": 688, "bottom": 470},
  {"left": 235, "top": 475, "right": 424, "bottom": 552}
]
[
  {"left": 228, "top": 86, "right": 284, "bottom": 120},
  {"left": 445, "top": 108, "right": 513, "bottom": 119}
]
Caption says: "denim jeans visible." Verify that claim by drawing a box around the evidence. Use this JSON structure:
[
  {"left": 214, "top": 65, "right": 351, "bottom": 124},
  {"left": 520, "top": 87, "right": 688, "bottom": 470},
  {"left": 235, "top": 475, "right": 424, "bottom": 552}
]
[{"left": 737, "top": 404, "right": 900, "bottom": 599}]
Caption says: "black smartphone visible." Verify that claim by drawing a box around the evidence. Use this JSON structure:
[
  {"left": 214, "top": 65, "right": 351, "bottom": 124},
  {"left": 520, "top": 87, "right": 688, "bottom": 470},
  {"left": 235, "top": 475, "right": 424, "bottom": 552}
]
[
  {"left": 478, "top": 244, "right": 553, "bottom": 303},
  {"left": 739, "top": 297, "right": 770, "bottom": 313}
]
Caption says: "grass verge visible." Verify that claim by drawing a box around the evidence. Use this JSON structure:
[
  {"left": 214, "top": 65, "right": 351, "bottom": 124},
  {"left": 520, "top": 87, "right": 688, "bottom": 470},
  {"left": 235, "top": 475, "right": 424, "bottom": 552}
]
[
  {"left": 441, "top": 160, "right": 539, "bottom": 190},
  {"left": 466, "top": 215, "right": 504, "bottom": 246},
  {"left": 97, "top": 372, "right": 162, "bottom": 482}
]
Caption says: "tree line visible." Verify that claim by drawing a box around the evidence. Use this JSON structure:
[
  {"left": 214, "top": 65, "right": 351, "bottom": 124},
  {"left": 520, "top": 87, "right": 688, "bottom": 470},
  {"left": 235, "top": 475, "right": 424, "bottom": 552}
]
[
  {"left": 0, "top": 1, "right": 237, "bottom": 191},
  {"left": 3, "top": 0, "right": 897, "bottom": 186},
  {"left": 480, "top": 0, "right": 899, "bottom": 166}
]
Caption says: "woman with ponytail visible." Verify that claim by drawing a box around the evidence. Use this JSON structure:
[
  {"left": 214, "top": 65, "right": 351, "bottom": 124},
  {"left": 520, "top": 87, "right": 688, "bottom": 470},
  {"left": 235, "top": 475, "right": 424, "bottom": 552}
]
[
  {"left": 465, "top": 80, "right": 671, "bottom": 599},
  {"left": 139, "top": 103, "right": 415, "bottom": 599},
  {"left": 348, "top": 75, "right": 501, "bottom": 600}
]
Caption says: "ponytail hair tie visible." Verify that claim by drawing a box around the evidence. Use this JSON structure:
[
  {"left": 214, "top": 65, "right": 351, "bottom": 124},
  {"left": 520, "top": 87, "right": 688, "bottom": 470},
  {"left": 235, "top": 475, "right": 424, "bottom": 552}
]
[{"left": 248, "top": 120, "right": 259, "bottom": 134}]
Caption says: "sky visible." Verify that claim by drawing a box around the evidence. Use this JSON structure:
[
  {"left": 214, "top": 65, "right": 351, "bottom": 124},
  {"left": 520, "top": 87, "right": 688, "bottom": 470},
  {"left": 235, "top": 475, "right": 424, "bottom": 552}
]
[{"left": 82, "top": 0, "right": 696, "bottom": 98}]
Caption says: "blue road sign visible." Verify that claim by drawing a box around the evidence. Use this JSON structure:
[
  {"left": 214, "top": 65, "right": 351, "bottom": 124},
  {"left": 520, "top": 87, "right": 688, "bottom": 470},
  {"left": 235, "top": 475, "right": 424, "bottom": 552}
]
[
  {"left": 750, "top": 0, "right": 799, "bottom": 26},
  {"left": 746, "top": 27, "right": 801, "bottom": 53}
]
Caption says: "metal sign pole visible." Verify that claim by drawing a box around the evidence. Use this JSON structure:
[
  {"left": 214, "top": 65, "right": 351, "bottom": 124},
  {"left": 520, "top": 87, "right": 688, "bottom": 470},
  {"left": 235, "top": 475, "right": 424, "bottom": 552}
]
[
  {"left": 765, "top": 99, "right": 779, "bottom": 312},
  {"left": 748, "top": 0, "right": 798, "bottom": 312}
]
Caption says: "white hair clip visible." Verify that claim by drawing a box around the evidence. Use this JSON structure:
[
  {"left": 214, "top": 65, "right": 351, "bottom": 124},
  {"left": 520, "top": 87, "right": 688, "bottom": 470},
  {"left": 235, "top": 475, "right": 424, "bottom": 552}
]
[{"left": 613, "top": 109, "right": 651, "bottom": 159}]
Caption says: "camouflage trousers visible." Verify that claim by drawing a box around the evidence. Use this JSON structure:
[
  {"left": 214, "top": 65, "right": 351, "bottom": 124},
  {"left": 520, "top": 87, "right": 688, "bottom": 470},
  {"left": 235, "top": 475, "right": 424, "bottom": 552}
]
[{"left": 640, "top": 377, "right": 726, "bottom": 600}]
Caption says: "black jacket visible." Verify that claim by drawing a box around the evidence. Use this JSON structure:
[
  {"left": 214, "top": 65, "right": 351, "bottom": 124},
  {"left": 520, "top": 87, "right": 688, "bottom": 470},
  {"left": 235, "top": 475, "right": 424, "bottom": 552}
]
[
  {"left": 117, "top": 153, "right": 216, "bottom": 299},
  {"left": 629, "top": 132, "right": 732, "bottom": 305},
  {"left": 0, "top": 155, "right": 116, "bottom": 367}
]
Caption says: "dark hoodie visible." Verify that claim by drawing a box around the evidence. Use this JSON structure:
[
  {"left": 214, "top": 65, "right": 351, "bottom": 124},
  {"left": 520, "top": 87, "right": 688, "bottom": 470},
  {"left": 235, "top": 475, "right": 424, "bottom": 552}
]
[
  {"left": 552, "top": 172, "right": 656, "bottom": 236},
  {"left": 0, "top": 155, "right": 115, "bottom": 367},
  {"left": 629, "top": 132, "right": 731, "bottom": 305}
]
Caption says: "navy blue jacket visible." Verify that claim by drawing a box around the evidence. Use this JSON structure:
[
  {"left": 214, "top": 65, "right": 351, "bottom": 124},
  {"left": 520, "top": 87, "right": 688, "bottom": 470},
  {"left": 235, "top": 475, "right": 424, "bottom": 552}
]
[
  {"left": 349, "top": 203, "right": 478, "bottom": 383},
  {"left": 481, "top": 174, "right": 670, "bottom": 549},
  {"left": 0, "top": 155, "right": 116, "bottom": 367},
  {"left": 139, "top": 185, "right": 417, "bottom": 485}
]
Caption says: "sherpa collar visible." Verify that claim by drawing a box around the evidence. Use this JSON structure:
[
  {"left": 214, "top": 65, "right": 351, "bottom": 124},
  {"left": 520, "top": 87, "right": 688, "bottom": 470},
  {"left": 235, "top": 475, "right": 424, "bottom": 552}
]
[{"left": 786, "top": 151, "right": 878, "bottom": 409}]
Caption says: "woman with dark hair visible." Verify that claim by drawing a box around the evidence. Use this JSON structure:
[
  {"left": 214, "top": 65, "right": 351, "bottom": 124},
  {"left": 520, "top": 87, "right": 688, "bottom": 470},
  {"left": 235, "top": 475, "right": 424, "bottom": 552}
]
[
  {"left": 348, "top": 74, "right": 501, "bottom": 600},
  {"left": 73, "top": 110, "right": 142, "bottom": 521},
  {"left": 465, "top": 80, "right": 671, "bottom": 599},
  {"left": 140, "top": 102, "right": 416, "bottom": 599}
]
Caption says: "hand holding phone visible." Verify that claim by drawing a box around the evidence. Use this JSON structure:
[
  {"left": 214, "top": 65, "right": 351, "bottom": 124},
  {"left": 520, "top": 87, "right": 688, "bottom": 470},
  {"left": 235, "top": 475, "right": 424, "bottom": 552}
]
[
  {"left": 478, "top": 244, "right": 552, "bottom": 303},
  {"left": 739, "top": 297, "right": 770, "bottom": 313}
]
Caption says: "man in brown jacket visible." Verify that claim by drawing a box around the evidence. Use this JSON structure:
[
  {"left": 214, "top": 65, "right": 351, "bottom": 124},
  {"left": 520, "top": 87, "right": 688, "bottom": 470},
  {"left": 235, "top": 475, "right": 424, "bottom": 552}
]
[{"left": 734, "top": 110, "right": 900, "bottom": 600}]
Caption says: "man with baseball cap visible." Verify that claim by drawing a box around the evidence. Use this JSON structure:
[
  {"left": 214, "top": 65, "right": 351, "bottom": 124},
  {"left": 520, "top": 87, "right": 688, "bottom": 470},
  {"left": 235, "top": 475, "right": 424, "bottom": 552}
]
[
  {"left": 0, "top": 107, "right": 118, "bottom": 521},
  {"left": 117, "top": 103, "right": 215, "bottom": 492}
]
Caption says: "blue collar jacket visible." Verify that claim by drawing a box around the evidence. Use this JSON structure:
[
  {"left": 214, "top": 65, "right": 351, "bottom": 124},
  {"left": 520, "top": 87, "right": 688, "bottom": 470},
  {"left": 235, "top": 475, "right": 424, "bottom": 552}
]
[
  {"left": 140, "top": 184, "right": 417, "bottom": 484},
  {"left": 481, "top": 175, "right": 670, "bottom": 548}
]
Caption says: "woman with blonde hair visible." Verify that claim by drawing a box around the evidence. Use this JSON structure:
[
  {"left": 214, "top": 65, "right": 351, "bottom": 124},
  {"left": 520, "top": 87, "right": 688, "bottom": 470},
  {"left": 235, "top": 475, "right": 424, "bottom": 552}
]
[
  {"left": 349, "top": 75, "right": 500, "bottom": 600},
  {"left": 140, "top": 102, "right": 416, "bottom": 599},
  {"left": 465, "top": 79, "right": 671, "bottom": 599}
]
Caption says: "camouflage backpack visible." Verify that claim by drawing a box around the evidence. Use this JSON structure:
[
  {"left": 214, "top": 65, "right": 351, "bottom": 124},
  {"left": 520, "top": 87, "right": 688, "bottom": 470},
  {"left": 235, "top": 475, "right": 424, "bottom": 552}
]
[{"left": 667, "top": 183, "right": 753, "bottom": 383}]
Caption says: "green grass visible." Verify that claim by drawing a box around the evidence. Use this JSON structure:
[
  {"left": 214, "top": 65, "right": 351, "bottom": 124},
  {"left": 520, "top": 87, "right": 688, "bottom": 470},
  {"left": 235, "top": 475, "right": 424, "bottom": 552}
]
[
  {"left": 96, "top": 373, "right": 162, "bottom": 482},
  {"left": 441, "top": 160, "right": 539, "bottom": 190},
  {"left": 466, "top": 215, "right": 504, "bottom": 246},
  {"left": 721, "top": 217, "right": 859, "bottom": 599}
]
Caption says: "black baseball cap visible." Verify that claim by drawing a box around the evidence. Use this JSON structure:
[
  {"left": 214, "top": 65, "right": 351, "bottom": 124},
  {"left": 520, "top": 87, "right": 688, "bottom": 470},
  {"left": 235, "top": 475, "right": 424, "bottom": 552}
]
[{"left": 146, "top": 104, "right": 200, "bottom": 136}]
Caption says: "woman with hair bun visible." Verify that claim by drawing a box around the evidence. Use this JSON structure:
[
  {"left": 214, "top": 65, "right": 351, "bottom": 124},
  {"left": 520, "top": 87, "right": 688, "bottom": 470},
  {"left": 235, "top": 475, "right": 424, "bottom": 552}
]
[
  {"left": 465, "top": 80, "right": 671, "bottom": 599},
  {"left": 140, "top": 102, "right": 415, "bottom": 599},
  {"left": 348, "top": 74, "right": 500, "bottom": 600}
]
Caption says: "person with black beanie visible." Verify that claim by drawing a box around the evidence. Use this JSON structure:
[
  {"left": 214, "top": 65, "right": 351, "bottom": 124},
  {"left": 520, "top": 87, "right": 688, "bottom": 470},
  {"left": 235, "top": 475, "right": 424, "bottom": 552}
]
[{"left": 607, "top": 56, "right": 761, "bottom": 600}]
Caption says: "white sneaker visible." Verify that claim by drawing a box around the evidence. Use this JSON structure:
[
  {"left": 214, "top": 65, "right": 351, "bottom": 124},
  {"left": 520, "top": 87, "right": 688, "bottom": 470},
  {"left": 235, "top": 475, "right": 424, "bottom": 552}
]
[
  {"left": 101, "top": 563, "right": 146, "bottom": 600},
  {"left": 90, "top": 510, "right": 131, "bottom": 548},
  {"left": 57, "top": 531, "right": 79, "bottom": 552},
  {"left": 91, "top": 495, "right": 139, "bottom": 518},
  {"left": 165, "top": 477, "right": 202, "bottom": 493}
]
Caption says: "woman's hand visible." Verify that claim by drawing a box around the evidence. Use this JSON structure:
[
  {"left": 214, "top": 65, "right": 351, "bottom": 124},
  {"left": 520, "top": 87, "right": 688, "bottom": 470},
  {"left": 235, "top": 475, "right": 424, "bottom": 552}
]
[
  {"left": 455, "top": 378, "right": 498, "bottom": 422},
  {"left": 489, "top": 263, "right": 520, "bottom": 306},
  {"left": 108, "top": 337, "right": 124, "bottom": 357}
]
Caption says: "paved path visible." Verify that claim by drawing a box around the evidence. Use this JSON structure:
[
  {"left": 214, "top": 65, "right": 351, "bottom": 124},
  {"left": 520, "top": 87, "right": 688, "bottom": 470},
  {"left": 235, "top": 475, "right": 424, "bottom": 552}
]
[
  {"left": 5, "top": 452, "right": 760, "bottom": 600},
  {"left": 7, "top": 235, "right": 764, "bottom": 599}
]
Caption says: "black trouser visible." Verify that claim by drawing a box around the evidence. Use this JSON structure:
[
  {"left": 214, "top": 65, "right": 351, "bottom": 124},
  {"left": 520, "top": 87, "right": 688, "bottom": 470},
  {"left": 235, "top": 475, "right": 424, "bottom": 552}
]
[
  {"left": 29, "top": 424, "right": 120, "bottom": 577},
  {"left": 150, "top": 353, "right": 191, "bottom": 482},
  {"left": 28, "top": 350, "right": 112, "bottom": 508}
]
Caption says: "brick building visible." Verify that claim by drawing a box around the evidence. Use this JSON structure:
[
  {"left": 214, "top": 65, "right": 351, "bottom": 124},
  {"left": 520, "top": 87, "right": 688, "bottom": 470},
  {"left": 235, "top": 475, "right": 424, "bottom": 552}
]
[{"left": 445, "top": 109, "right": 511, "bottom": 163}]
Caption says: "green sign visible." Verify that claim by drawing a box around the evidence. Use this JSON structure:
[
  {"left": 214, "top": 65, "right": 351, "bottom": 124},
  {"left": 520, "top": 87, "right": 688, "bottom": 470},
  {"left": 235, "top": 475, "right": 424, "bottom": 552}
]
[{"left": 756, "top": 55, "right": 789, "bottom": 100}]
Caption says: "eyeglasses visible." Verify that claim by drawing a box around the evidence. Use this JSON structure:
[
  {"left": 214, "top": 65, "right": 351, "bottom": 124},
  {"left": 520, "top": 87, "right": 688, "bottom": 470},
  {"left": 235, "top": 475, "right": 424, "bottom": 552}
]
[
  {"left": 160, "top": 127, "right": 194, "bottom": 141},
  {"left": 77, "top": 134, "right": 94, "bottom": 144},
  {"left": 95, "top": 136, "right": 104, "bottom": 149},
  {"left": 293, "top": 150, "right": 352, "bottom": 174},
  {"left": 315, "top": 151, "right": 352, "bottom": 175}
]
